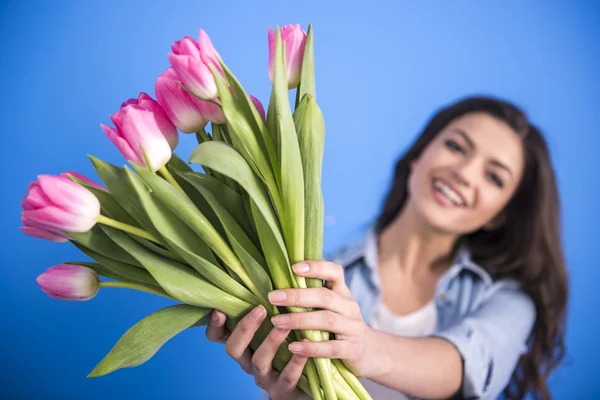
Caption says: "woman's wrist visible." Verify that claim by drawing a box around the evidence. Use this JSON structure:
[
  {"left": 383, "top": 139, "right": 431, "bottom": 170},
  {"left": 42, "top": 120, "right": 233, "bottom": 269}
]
[{"left": 360, "top": 326, "right": 394, "bottom": 379}]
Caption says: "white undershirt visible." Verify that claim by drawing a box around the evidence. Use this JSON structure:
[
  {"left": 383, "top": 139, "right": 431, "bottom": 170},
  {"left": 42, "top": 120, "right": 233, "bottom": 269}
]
[{"left": 359, "top": 300, "right": 438, "bottom": 399}]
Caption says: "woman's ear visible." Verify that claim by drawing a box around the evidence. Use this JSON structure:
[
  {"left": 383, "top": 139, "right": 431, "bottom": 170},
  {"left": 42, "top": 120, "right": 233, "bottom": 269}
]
[{"left": 483, "top": 212, "right": 506, "bottom": 231}]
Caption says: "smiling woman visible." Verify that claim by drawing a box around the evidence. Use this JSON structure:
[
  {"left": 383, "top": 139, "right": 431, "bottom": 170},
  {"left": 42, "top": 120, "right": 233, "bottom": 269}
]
[{"left": 208, "top": 96, "right": 568, "bottom": 400}]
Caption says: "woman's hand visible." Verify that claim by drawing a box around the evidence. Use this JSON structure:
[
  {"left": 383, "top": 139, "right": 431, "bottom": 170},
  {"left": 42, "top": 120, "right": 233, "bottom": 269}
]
[
  {"left": 206, "top": 306, "right": 311, "bottom": 400},
  {"left": 268, "top": 261, "right": 376, "bottom": 377}
]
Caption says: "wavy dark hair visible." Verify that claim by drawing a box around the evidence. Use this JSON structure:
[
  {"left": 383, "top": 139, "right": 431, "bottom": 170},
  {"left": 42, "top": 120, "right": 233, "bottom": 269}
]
[{"left": 375, "top": 96, "right": 568, "bottom": 400}]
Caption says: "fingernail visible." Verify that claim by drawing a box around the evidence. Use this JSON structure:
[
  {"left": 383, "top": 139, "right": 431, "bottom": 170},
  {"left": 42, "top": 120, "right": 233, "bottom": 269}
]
[
  {"left": 268, "top": 290, "right": 286, "bottom": 303},
  {"left": 212, "top": 311, "right": 219, "bottom": 322},
  {"left": 289, "top": 342, "right": 304, "bottom": 352},
  {"left": 293, "top": 263, "right": 310, "bottom": 273},
  {"left": 276, "top": 328, "right": 290, "bottom": 334},
  {"left": 271, "top": 314, "right": 290, "bottom": 325},
  {"left": 251, "top": 305, "right": 266, "bottom": 320}
]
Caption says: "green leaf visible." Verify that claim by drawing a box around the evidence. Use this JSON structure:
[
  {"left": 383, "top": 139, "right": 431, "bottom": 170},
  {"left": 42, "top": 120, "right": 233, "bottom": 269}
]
[
  {"left": 68, "top": 245, "right": 159, "bottom": 287},
  {"left": 167, "top": 153, "right": 193, "bottom": 173},
  {"left": 178, "top": 171, "right": 273, "bottom": 297},
  {"left": 251, "top": 201, "right": 295, "bottom": 289},
  {"left": 89, "top": 156, "right": 158, "bottom": 236},
  {"left": 178, "top": 171, "right": 258, "bottom": 246},
  {"left": 189, "top": 141, "right": 293, "bottom": 285},
  {"left": 294, "top": 94, "right": 326, "bottom": 263},
  {"left": 102, "top": 225, "right": 252, "bottom": 317},
  {"left": 272, "top": 27, "right": 306, "bottom": 264},
  {"left": 88, "top": 304, "right": 210, "bottom": 377},
  {"left": 296, "top": 23, "right": 316, "bottom": 107},
  {"left": 124, "top": 167, "right": 260, "bottom": 306},
  {"left": 219, "top": 61, "right": 280, "bottom": 185},
  {"left": 210, "top": 64, "right": 284, "bottom": 220},
  {"left": 128, "top": 165, "right": 264, "bottom": 302},
  {"left": 88, "top": 156, "right": 186, "bottom": 263},
  {"left": 65, "top": 261, "right": 126, "bottom": 283},
  {"left": 68, "top": 226, "right": 142, "bottom": 268},
  {"left": 211, "top": 124, "right": 240, "bottom": 191}
]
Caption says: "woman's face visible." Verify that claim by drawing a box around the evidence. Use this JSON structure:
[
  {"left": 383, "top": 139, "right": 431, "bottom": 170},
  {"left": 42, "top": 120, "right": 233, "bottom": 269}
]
[{"left": 408, "top": 112, "right": 526, "bottom": 234}]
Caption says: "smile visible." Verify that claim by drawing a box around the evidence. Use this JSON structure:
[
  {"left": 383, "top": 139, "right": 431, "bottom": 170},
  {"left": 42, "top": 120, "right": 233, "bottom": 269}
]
[{"left": 432, "top": 178, "right": 467, "bottom": 207}]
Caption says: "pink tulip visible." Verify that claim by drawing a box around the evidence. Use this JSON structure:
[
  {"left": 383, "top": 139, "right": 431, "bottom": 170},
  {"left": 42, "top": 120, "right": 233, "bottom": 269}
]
[
  {"left": 169, "top": 30, "right": 224, "bottom": 101},
  {"left": 20, "top": 218, "right": 69, "bottom": 242},
  {"left": 155, "top": 67, "right": 208, "bottom": 133},
  {"left": 268, "top": 25, "right": 307, "bottom": 89},
  {"left": 249, "top": 95, "right": 266, "bottom": 122},
  {"left": 60, "top": 172, "right": 105, "bottom": 191},
  {"left": 37, "top": 264, "right": 99, "bottom": 301},
  {"left": 191, "top": 97, "right": 226, "bottom": 124},
  {"left": 20, "top": 175, "right": 101, "bottom": 234},
  {"left": 101, "top": 92, "right": 176, "bottom": 171}
]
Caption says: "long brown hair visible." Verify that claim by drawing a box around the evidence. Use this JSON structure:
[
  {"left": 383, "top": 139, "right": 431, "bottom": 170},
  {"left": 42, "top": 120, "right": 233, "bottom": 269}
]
[{"left": 375, "top": 96, "right": 568, "bottom": 399}]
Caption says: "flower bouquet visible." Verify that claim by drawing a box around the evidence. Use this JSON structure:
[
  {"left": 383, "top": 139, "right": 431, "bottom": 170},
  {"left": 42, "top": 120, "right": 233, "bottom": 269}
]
[{"left": 19, "top": 24, "right": 371, "bottom": 400}]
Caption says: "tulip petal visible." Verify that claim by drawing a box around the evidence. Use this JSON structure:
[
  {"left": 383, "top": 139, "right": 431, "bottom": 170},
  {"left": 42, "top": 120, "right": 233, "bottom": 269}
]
[
  {"left": 19, "top": 226, "right": 69, "bottom": 242},
  {"left": 138, "top": 92, "right": 179, "bottom": 150},
  {"left": 101, "top": 123, "right": 144, "bottom": 166},
  {"left": 267, "top": 27, "right": 276, "bottom": 83},
  {"left": 120, "top": 109, "right": 172, "bottom": 171},
  {"left": 198, "top": 29, "right": 224, "bottom": 76},
  {"left": 37, "top": 175, "right": 100, "bottom": 219},
  {"left": 21, "top": 182, "right": 51, "bottom": 210},
  {"left": 172, "top": 36, "right": 202, "bottom": 58},
  {"left": 249, "top": 95, "right": 266, "bottom": 122},
  {"left": 155, "top": 68, "right": 208, "bottom": 133},
  {"left": 168, "top": 54, "right": 217, "bottom": 100},
  {"left": 192, "top": 97, "right": 225, "bottom": 124},
  {"left": 23, "top": 206, "right": 97, "bottom": 232}
]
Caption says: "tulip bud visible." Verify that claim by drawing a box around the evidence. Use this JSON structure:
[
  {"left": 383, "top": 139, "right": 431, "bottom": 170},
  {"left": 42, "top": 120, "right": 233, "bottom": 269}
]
[
  {"left": 36, "top": 264, "right": 99, "bottom": 301},
  {"left": 169, "top": 29, "right": 224, "bottom": 101},
  {"left": 60, "top": 171, "right": 105, "bottom": 191},
  {"left": 268, "top": 25, "right": 307, "bottom": 89},
  {"left": 102, "top": 92, "right": 176, "bottom": 171},
  {"left": 20, "top": 175, "right": 101, "bottom": 234},
  {"left": 155, "top": 68, "right": 209, "bottom": 133},
  {"left": 249, "top": 95, "right": 266, "bottom": 122},
  {"left": 191, "top": 97, "right": 226, "bottom": 124}
]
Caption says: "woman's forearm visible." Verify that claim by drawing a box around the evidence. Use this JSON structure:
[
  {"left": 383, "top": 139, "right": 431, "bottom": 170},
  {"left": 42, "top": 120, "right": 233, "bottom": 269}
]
[{"left": 364, "top": 327, "right": 463, "bottom": 399}]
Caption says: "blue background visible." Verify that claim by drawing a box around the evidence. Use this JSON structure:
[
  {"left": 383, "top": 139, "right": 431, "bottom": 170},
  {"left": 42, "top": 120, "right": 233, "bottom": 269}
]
[{"left": 1, "top": 1, "right": 598, "bottom": 398}]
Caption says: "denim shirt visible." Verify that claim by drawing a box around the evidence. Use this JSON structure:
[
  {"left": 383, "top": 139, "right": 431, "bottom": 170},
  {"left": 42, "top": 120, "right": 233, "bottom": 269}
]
[{"left": 328, "top": 227, "right": 536, "bottom": 399}]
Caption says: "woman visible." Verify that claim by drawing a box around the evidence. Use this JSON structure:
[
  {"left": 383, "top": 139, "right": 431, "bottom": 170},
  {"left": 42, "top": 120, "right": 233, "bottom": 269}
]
[{"left": 206, "top": 96, "right": 569, "bottom": 399}]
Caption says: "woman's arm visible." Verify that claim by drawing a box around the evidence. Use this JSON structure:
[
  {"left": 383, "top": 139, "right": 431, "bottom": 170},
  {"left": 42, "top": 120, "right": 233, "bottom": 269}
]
[{"left": 365, "top": 331, "right": 463, "bottom": 398}]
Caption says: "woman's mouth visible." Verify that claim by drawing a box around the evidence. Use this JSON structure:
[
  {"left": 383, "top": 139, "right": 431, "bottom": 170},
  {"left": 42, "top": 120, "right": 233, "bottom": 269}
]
[{"left": 432, "top": 178, "right": 467, "bottom": 207}]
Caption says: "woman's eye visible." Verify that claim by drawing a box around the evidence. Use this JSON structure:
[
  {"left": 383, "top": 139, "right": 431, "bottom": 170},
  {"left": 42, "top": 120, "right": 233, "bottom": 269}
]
[
  {"left": 488, "top": 172, "right": 504, "bottom": 188},
  {"left": 444, "top": 139, "right": 465, "bottom": 153}
]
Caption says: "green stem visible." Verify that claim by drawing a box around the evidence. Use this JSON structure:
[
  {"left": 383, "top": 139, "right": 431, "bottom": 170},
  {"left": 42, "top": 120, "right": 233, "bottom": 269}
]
[
  {"left": 99, "top": 281, "right": 172, "bottom": 299},
  {"left": 332, "top": 360, "right": 372, "bottom": 400},
  {"left": 158, "top": 166, "right": 185, "bottom": 193},
  {"left": 96, "top": 215, "right": 161, "bottom": 245}
]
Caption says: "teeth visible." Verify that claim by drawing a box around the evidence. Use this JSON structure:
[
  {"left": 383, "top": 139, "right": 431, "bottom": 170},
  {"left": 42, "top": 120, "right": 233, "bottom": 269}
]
[{"left": 434, "top": 180, "right": 465, "bottom": 206}]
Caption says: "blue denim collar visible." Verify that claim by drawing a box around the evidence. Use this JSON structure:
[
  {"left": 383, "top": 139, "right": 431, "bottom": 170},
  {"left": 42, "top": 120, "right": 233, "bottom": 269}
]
[{"left": 337, "top": 225, "right": 493, "bottom": 288}]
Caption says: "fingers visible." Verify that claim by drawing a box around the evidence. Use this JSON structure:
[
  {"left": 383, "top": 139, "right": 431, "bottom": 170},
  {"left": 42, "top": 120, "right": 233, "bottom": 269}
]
[
  {"left": 292, "top": 261, "right": 351, "bottom": 297},
  {"left": 225, "top": 305, "right": 267, "bottom": 367},
  {"left": 251, "top": 327, "right": 291, "bottom": 387},
  {"left": 272, "top": 340, "right": 310, "bottom": 396},
  {"left": 206, "top": 310, "right": 228, "bottom": 343},
  {"left": 268, "top": 287, "right": 357, "bottom": 316},
  {"left": 271, "top": 310, "right": 361, "bottom": 335},
  {"left": 288, "top": 339, "right": 355, "bottom": 360}
]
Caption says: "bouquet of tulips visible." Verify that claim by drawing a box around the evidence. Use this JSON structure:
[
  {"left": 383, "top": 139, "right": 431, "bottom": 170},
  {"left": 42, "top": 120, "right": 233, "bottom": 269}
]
[{"left": 19, "top": 24, "right": 371, "bottom": 400}]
